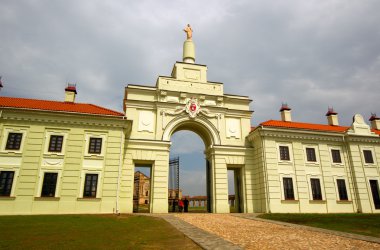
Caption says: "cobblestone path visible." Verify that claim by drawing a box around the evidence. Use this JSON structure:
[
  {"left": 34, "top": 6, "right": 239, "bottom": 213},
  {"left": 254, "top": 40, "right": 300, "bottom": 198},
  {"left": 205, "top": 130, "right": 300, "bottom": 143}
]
[{"left": 175, "top": 214, "right": 380, "bottom": 250}]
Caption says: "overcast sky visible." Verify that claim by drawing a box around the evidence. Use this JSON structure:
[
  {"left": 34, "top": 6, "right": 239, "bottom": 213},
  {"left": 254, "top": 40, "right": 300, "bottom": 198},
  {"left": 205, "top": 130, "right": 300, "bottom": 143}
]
[{"left": 1, "top": 1, "right": 379, "bottom": 196}]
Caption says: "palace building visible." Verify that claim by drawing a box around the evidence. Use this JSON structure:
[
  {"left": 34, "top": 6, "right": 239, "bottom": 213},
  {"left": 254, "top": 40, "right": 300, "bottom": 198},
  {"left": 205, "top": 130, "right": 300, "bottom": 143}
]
[{"left": 1, "top": 29, "right": 380, "bottom": 214}]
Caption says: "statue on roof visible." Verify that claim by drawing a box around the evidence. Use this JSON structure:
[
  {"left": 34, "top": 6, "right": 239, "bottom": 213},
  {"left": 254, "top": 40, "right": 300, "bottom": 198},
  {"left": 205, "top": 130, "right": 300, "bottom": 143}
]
[{"left": 183, "top": 24, "right": 193, "bottom": 40}]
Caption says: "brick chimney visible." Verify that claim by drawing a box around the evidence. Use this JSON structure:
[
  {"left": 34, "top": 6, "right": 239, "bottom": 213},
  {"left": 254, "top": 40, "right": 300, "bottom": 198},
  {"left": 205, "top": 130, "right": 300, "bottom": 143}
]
[
  {"left": 280, "top": 103, "right": 292, "bottom": 122},
  {"left": 65, "top": 83, "right": 77, "bottom": 103},
  {"left": 326, "top": 107, "right": 339, "bottom": 126},
  {"left": 369, "top": 113, "right": 380, "bottom": 130}
]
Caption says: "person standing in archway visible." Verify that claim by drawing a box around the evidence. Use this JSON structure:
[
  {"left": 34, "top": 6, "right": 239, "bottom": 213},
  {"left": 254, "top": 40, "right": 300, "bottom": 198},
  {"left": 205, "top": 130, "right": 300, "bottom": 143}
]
[
  {"left": 178, "top": 199, "right": 184, "bottom": 213},
  {"left": 184, "top": 198, "right": 189, "bottom": 212}
]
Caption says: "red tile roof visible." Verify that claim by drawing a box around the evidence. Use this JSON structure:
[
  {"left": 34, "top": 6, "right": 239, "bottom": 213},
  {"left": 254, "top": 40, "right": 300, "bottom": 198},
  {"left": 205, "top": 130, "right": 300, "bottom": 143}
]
[
  {"left": 0, "top": 96, "right": 124, "bottom": 117},
  {"left": 253, "top": 120, "right": 380, "bottom": 136},
  {"left": 259, "top": 120, "right": 350, "bottom": 133}
]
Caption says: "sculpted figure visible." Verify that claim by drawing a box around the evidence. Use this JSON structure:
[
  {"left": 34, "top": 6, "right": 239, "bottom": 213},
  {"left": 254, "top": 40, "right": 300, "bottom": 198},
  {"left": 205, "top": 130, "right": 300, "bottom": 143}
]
[{"left": 183, "top": 24, "right": 193, "bottom": 40}]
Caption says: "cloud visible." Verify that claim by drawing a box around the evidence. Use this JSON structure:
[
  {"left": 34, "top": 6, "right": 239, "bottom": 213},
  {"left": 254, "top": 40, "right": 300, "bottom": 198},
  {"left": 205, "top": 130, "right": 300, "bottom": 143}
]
[
  {"left": 2, "top": 0, "right": 380, "bottom": 195},
  {"left": 170, "top": 131, "right": 205, "bottom": 155}
]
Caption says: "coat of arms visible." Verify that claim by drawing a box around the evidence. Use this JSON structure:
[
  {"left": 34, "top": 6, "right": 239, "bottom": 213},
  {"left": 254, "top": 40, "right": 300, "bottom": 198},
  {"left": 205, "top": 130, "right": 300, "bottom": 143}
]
[{"left": 185, "top": 97, "right": 200, "bottom": 118}]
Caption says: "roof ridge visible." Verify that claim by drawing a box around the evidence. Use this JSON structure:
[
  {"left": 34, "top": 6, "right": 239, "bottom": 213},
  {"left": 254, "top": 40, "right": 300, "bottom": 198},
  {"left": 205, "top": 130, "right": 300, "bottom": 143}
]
[
  {"left": 0, "top": 96, "right": 124, "bottom": 117},
  {"left": 259, "top": 119, "right": 350, "bottom": 133},
  {"left": 86, "top": 103, "right": 124, "bottom": 116},
  {"left": 261, "top": 119, "right": 350, "bottom": 128}
]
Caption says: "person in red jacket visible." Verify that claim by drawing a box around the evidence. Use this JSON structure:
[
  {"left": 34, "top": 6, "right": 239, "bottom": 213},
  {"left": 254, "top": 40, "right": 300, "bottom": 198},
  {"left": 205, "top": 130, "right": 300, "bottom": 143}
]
[{"left": 178, "top": 199, "right": 184, "bottom": 212}]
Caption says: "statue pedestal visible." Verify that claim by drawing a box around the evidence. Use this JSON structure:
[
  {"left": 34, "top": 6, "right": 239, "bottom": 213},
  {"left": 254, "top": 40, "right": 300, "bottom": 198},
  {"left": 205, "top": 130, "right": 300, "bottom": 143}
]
[{"left": 183, "top": 40, "right": 195, "bottom": 63}]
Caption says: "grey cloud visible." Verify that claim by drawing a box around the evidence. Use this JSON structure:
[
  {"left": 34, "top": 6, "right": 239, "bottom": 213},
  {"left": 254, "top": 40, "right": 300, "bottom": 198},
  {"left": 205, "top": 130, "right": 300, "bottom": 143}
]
[{"left": 1, "top": 1, "right": 379, "bottom": 123}]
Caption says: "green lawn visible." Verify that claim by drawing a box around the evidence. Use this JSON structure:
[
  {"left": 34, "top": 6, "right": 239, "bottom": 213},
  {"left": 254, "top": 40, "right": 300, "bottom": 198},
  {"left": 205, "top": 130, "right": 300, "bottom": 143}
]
[
  {"left": 0, "top": 214, "right": 201, "bottom": 249},
  {"left": 258, "top": 213, "right": 380, "bottom": 238}
]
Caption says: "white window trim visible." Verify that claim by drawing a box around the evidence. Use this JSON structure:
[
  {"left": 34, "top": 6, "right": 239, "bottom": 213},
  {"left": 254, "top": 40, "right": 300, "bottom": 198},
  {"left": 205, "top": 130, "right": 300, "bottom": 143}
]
[
  {"left": 35, "top": 169, "right": 62, "bottom": 198},
  {"left": 332, "top": 175, "right": 351, "bottom": 201},
  {"left": 279, "top": 173, "right": 298, "bottom": 200},
  {"left": 360, "top": 146, "right": 377, "bottom": 166},
  {"left": 78, "top": 170, "right": 103, "bottom": 198},
  {"left": 276, "top": 142, "right": 293, "bottom": 163},
  {"left": 1, "top": 127, "right": 28, "bottom": 153},
  {"left": 367, "top": 177, "right": 380, "bottom": 211},
  {"left": 43, "top": 130, "right": 68, "bottom": 156},
  {"left": 84, "top": 132, "right": 107, "bottom": 157},
  {"left": 306, "top": 174, "right": 325, "bottom": 201},
  {"left": 0, "top": 167, "right": 20, "bottom": 197},
  {"left": 329, "top": 146, "right": 345, "bottom": 166},
  {"left": 303, "top": 144, "right": 320, "bottom": 165}
]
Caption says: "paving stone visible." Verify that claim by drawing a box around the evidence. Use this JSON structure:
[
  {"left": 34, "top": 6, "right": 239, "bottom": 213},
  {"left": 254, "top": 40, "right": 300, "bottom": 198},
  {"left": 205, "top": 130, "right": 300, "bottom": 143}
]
[
  {"left": 175, "top": 214, "right": 380, "bottom": 250},
  {"left": 157, "top": 214, "right": 242, "bottom": 250}
]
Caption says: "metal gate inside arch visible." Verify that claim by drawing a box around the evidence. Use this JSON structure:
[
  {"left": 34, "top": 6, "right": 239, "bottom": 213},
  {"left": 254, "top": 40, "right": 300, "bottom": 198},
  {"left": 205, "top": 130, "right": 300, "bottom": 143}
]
[{"left": 168, "top": 157, "right": 180, "bottom": 212}]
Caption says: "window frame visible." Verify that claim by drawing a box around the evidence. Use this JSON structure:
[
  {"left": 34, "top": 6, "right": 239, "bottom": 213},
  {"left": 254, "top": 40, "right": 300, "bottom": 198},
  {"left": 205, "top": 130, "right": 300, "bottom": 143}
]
[
  {"left": 83, "top": 173, "right": 99, "bottom": 198},
  {"left": 310, "top": 178, "right": 323, "bottom": 200},
  {"left": 84, "top": 133, "right": 106, "bottom": 157},
  {"left": 36, "top": 169, "right": 62, "bottom": 198},
  {"left": 307, "top": 175, "right": 325, "bottom": 201},
  {"left": 369, "top": 178, "right": 380, "bottom": 210},
  {"left": 363, "top": 150, "right": 374, "bottom": 164},
  {"left": 78, "top": 170, "right": 102, "bottom": 199},
  {"left": 306, "top": 147, "right": 317, "bottom": 162},
  {"left": 48, "top": 135, "right": 64, "bottom": 153},
  {"left": 43, "top": 130, "right": 68, "bottom": 156},
  {"left": 88, "top": 137, "right": 103, "bottom": 155},
  {"left": 336, "top": 178, "right": 349, "bottom": 201},
  {"left": 332, "top": 176, "right": 351, "bottom": 201},
  {"left": 329, "top": 146, "right": 344, "bottom": 166},
  {"left": 282, "top": 177, "right": 295, "bottom": 200},
  {"left": 0, "top": 170, "right": 15, "bottom": 196},
  {"left": 279, "top": 173, "right": 298, "bottom": 201},
  {"left": 277, "top": 143, "right": 293, "bottom": 163},
  {"left": 0, "top": 168, "right": 19, "bottom": 197},
  {"left": 279, "top": 146, "right": 290, "bottom": 161},
  {"left": 303, "top": 145, "right": 320, "bottom": 165},
  {"left": 331, "top": 149, "right": 342, "bottom": 163},
  {"left": 1, "top": 127, "right": 27, "bottom": 153},
  {"left": 361, "top": 147, "right": 376, "bottom": 166},
  {"left": 40, "top": 172, "right": 59, "bottom": 197},
  {"left": 5, "top": 133, "right": 23, "bottom": 151}
]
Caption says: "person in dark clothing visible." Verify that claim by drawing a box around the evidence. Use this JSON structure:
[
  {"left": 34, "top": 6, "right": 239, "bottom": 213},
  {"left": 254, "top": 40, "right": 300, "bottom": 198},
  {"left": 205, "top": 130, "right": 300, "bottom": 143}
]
[{"left": 184, "top": 198, "right": 189, "bottom": 212}]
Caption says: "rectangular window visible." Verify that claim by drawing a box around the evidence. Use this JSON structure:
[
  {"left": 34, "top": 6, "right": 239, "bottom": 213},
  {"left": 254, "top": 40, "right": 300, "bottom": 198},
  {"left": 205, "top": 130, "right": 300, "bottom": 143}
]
[
  {"left": 5, "top": 133, "right": 23, "bottom": 150},
  {"left": 306, "top": 148, "right": 317, "bottom": 162},
  {"left": 88, "top": 138, "right": 102, "bottom": 154},
  {"left": 279, "top": 146, "right": 290, "bottom": 161},
  {"left": 41, "top": 173, "right": 58, "bottom": 197},
  {"left": 336, "top": 179, "right": 348, "bottom": 200},
  {"left": 310, "top": 178, "right": 322, "bottom": 200},
  {"left": 283, "top": 177, "right": 295, "bottom": 200},
  {"left": 0, "top": 171, "right": 14, "bottom": 196},
  {"left": 370, "top": 180, "right": 380, "bottom": 209},
  {"left": 331, "top": 149, "right": 342, "bottom": 163},
  {"left": 83, "top": 174, "right": 98, "bottom": 198},
  {"left": 363, "top": 150, "right": 374, "bottom": 164},
  {"left": 48, "top": 135, "right": 64, "bottom": 153}
]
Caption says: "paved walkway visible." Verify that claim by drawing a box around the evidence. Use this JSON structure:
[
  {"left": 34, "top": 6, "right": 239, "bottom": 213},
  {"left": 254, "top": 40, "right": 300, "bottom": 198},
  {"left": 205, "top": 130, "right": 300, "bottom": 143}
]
[
  {"left": 234, "top": 213, "right": 380, "bottom": 245},
  {"left": 158, "top": 214, "right": 242, "bottom": 250},
  {"left": 166, "top": 214, "right": 380, "bottom": 250}
]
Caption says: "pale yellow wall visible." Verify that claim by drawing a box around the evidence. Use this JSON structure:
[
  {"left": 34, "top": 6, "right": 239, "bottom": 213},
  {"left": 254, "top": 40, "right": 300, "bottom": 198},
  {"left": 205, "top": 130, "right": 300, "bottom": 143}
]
[
  {"left": 248, "top": 124, "right": 380, "bottom": 214},
  {"left": 0, "top": 109, "right": 128, "bottom": 215}
]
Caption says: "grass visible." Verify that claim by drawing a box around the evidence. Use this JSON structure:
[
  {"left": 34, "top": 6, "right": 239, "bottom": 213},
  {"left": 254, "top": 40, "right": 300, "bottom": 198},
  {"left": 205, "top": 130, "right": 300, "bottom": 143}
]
[
  {"left": 0, "top": 214, "right": 201, "bottom": 249},
  {"left": 258, "top": 213, "right": 380, "bottom": 238}
]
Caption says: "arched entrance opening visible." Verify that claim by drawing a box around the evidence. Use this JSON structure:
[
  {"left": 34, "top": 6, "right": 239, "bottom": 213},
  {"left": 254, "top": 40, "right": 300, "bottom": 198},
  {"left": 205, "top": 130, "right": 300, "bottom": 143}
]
[
  {"left": 165, "top": 116, "right": 218, "bottom": 213},
  {"left": 169, "top": 131, "right": 208, "bottom": 213}
]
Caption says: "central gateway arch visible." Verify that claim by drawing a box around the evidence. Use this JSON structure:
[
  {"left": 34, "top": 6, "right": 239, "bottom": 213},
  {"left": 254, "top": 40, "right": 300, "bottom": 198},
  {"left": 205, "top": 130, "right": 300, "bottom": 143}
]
[{"left": 122, "top": 36, "right": 253, "bottom": 213}]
